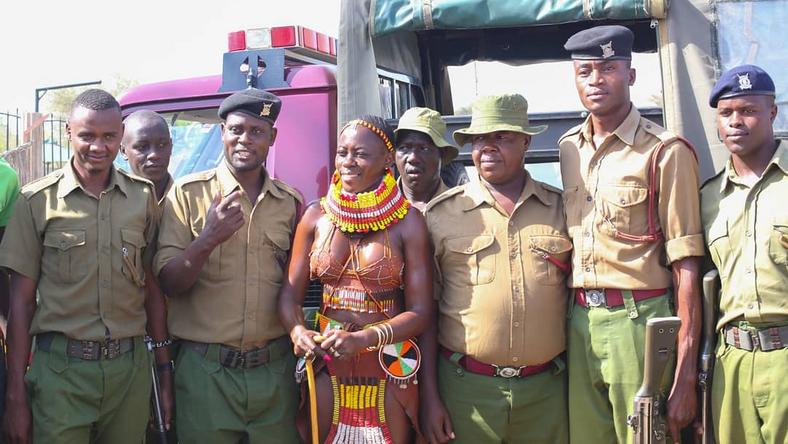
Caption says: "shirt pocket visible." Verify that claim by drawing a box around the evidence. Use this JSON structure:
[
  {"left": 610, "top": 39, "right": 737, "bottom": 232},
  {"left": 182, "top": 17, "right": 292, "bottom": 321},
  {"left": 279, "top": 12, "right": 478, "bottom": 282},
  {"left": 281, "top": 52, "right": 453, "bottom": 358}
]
[
  {"left": 261, "top": 230, "right": 291, "bottom": 285},
  {"left": 706, "top": 219, "right": 730, "bottom": 278},
  {"left": 42, "top": 229, "right": 87, "bottom": 284},
  {"left": 769, "top": 223, "right": 788, "bottom": 266},
  {"left": 528, "top": 234, "right": 573, "bottom": 286},
  {"left": 120, "top": 228, "right": 147, "bottom": 287},
  {"left": 598, "top": 184, "right": 649, "bottom": 239},
  {"left": 444, "top": 234, "right": 496, "bottom": 286}
]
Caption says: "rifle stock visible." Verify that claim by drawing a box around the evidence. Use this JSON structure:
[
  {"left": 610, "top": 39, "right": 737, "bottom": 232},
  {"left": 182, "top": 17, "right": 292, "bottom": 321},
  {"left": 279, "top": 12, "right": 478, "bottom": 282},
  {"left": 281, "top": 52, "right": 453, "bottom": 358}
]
[
  {"left": 628, "top": 316, "right": 681, "bottom": 444},
  {"left": 700, "top": 270, "right": 720, "bottom": 444}
]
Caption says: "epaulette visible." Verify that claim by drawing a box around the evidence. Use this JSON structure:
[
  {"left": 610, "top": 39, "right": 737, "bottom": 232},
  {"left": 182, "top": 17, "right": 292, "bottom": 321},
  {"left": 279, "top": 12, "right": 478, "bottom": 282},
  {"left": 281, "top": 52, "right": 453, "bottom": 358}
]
[
  {"left": 558, "top": 122, "right": 584, "bottom": 143},
  {"left": 424, "top": 185, "right": 464, "bottom": 213},
  {"left": 539, "top": 181, "right": 563, "bottom": 196},
  {"left": 700, "top": 168, "right": 725, "bottom": 191},
  {"left": 640, "top": 119, "right": 677, "bottom": 143},
  {"left": 117, "top": 168, "right": 154, "bottom": 187},
  {"left": 272, "top": 178, "right": 304, "bottom": 203},
  {"left": 20, "top": 170, "right": 62, "bottom": 198},
  {"left": 176, "top": 169, "right": 216, "bottom": 187}
]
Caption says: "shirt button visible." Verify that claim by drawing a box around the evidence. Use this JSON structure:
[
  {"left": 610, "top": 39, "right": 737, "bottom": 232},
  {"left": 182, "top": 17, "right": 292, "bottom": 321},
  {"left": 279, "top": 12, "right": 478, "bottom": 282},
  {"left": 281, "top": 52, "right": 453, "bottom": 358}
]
[
  {"left": 586, "top": 196, "right": 593, "bottom": 202},
  {"left": 585, "top": 266, "right": 591, "bottom": 272},
  {"left": 745, "top": 231, "right": 751, "bottom": 237},
  {"left": 585, "top": 231, "right": 592, "bottom": 238},
  {"left": 512, "top": 357, "right": 519, "bottom": 362},
  {"left": 466, "top": 247, "right": 473, "bottom": 253},
  {"left": 745, "top": 268, "right": 752, "bottom": 274},
  {"left": 513, "top": 322, "right": 520, "bottom": 327}
]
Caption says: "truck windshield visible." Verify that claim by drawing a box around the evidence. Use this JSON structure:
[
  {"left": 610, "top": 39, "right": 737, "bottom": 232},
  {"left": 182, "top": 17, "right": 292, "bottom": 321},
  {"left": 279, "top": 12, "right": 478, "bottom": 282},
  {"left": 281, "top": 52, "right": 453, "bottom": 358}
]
[{"left": 115, "top": 109, "right": 224, "bottom": 180}]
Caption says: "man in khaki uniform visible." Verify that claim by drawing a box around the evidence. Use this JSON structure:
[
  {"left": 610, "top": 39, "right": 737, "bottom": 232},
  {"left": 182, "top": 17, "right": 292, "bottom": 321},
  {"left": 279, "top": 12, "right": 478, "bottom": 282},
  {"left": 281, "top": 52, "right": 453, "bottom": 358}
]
[
  {"left": 422, "top": 94, "right": 571, "bottom": 444},
  {"left": 701, "top": 65, "right": 787, "bottom": 444},
  {"left": 394, "top": 107, "right": 458, "bottom": 211},
  {"left": 560, "top": 25, "right": 704, "bottom": 444},
  {"left": 155, "top": 88, "right": 302, "bottom": 444},
  {"left": 119, "top": 109, "right": 175, "bottom": 431},
  {"left": 0, "top": 89, "right": 163, "bottom": 444}
]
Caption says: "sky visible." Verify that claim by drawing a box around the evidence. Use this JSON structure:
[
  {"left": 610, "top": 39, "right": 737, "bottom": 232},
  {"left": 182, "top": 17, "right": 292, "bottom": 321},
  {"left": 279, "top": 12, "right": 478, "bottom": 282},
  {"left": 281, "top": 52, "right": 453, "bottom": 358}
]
[
  {"left": 0, "top": 0, "right": 341, "bottom": 113},
  {"left": 1, "top": 0, "right": 661, "bottom": 115}
]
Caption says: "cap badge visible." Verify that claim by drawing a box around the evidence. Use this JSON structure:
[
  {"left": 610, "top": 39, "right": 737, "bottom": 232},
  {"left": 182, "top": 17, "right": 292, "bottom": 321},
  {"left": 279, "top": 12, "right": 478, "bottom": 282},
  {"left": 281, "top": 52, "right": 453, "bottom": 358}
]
[
  {"left": 600, "top": 41, "right": 615, "bottom": 58},
  {"left": 737, "top": 73, "right": 753, "bottom": 91},
  {"left": 260, "top": 103, "right": 272, "bottom": 117}
]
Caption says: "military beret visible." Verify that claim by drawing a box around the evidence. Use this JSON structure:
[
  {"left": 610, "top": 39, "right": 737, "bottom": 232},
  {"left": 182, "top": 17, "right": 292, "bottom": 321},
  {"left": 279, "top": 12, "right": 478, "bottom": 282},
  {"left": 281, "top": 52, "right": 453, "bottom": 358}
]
[
  {"left": 709, "top": 64, "right": 775, "bottom": 108},
  {"left": 564, "top": 25, "right": 634, "bottom": 61},
  {"left": 218, "top": 88, "right": 282, "bottom": 123}
]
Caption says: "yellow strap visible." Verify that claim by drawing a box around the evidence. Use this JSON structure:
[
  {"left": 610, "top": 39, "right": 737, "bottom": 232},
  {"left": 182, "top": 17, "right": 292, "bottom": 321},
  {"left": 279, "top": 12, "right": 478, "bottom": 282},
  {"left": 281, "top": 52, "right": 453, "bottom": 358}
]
[{"left": 305, "top": 354, "right": 319, "bottom": 444}]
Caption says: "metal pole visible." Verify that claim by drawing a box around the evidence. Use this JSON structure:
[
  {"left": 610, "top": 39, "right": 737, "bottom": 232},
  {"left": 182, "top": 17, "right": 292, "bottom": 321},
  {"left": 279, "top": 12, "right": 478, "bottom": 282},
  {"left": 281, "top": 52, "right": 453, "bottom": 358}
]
[{"left": 34, "top": 80, "right": 102, "bottom": 113}]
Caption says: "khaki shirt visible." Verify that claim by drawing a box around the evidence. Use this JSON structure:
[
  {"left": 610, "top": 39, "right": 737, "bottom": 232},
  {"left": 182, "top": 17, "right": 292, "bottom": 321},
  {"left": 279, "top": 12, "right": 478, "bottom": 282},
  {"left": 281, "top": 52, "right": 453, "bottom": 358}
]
[
  {"left": 154, "top": 161, "right": 301, "bottom": 348},
  {"left": 397, "top": 177, "right": 450, "bottom": 212},
  {"left": 559, "top": 106, "right": 704, "bottom": 289},
  {"left": 0, "top": 162, "right": 158, "bottom": 341},
  {"left": 701, "top": 140, "right": 788, "bottom": 330},
  {"left": 425, "top": 173, "right": 571, "bottom": 366}
]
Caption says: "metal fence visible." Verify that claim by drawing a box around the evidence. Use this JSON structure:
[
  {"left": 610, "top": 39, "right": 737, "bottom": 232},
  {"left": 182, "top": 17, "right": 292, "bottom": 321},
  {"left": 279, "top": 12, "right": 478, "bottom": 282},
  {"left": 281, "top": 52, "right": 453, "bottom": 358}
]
[
  {"left": 39, "top": 117, "right": 70, "bottom": 174},
  {"left": 1, "top": 110, "right": 21, "bottom": 152}
]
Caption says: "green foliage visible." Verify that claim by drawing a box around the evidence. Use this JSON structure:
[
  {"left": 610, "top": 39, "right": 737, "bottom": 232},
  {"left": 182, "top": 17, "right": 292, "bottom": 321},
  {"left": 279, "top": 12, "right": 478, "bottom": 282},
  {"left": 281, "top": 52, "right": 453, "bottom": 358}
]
[{"left": 42, "top": 76, "right": 139, "bottom": 117}]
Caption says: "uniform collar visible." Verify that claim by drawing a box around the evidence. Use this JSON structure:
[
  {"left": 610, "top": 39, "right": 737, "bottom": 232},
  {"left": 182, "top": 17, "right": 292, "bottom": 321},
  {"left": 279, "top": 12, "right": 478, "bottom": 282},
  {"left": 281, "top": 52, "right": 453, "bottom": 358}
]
[
  {"left": 216, "top": 160, "right": 284, "bottom": 201},
  {"left": 57, "top": 159, "right": 126, "bottom": 199},
  {"left": 719, "top": 139, "right": 788, "bottom": 193},
  {"left": 581, "top": 104, "right": 640, "bottom": 147},
  {"left": 158, "top": 174, "right": 173, "bottom": 206},
  {"left": 463, "top": 170, "right": 552, "bottom": 211}
]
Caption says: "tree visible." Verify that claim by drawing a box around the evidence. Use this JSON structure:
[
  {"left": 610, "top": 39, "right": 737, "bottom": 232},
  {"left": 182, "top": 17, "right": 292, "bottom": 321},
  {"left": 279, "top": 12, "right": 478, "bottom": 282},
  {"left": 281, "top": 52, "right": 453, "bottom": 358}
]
[{"left": 42, "top": 76, "right": 139, "bottom": 117}]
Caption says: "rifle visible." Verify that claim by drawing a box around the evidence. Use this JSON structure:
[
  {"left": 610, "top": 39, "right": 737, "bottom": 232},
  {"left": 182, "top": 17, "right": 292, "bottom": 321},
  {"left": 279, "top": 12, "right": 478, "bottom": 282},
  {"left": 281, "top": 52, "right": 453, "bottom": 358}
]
[
  {"left": 144, "top": 336, "right": 169, "bottom": 444},
  {"left": 699, "top": 270, "right": 720, "bottom": 444},
  {"left": 628, "top": 316, "right": 681, "bottom": 444}
]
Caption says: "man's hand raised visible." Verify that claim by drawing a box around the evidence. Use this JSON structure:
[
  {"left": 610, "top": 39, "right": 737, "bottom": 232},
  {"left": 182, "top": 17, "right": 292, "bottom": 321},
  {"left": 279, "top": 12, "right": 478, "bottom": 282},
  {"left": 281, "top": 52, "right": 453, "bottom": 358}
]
[{"left": 201, "top": 190, "right": 245, "bottom": 247}]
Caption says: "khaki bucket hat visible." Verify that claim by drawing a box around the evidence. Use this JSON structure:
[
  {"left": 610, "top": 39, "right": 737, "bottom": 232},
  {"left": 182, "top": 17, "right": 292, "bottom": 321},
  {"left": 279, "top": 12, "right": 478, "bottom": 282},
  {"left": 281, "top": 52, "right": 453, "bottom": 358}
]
[
  {"left": 395, "top": 107, "right": 459, "bottom": 162},
  {"left": 453, "top": 94, "right": 547, "bottom": 146}
]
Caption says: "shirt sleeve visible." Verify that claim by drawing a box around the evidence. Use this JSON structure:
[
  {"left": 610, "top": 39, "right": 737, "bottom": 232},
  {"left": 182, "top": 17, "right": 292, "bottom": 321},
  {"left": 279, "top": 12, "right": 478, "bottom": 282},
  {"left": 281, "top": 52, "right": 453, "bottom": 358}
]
[
  {"left": 0, "top": 163, "right": 20, "bottom": 226},
  {"left": 154, "top": 184, "right": 194, "bottom": 276},
  {"left": 658, "top": 140, "right": 706, "bottom": 264},
  {"left": 0, "top": 195, "right": 42, "bottom": 280}
]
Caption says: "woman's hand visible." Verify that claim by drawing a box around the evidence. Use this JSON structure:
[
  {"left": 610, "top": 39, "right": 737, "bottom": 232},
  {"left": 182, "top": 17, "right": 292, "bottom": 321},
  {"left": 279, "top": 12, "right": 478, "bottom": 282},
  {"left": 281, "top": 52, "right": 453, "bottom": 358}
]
[
  {"left": 291, "top": 325, "right": 326, "bottom": 358},
  {"left": 319, "top": 328, "right": 373, "bottom": 359}
]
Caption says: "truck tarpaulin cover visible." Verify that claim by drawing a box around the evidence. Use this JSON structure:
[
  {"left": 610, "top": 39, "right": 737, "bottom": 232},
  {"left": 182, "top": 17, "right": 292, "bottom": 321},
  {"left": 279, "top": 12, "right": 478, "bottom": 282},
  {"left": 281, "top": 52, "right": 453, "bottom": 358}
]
[{"left": 370, "top": 0, "right": 668, "bottom": 37}]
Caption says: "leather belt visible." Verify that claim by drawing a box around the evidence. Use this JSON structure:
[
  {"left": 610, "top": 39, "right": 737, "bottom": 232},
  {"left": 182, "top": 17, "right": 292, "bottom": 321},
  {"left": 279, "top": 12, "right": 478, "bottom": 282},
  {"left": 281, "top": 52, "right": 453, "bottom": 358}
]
[
  {"left": 724, "top": 324, "right": 788, "bottom": 352},
  {"left": 36, "top": 333, "right": 134, "bottom": 360},
  {"left": 182, "top": 336, "right": 288, "bottom": 369},
  {"left": 441, "top": 348, "right": 551, "bottom": 378},
  {"left": 575, "top": 288, "right": 667, "bottom": 309}
]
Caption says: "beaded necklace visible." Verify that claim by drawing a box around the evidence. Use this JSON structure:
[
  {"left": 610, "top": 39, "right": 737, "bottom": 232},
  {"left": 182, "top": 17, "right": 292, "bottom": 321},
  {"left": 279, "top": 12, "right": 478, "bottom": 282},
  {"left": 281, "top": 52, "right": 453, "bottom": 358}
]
[{"left": 321, "top": 168, "right": 410, "bottom": 233}]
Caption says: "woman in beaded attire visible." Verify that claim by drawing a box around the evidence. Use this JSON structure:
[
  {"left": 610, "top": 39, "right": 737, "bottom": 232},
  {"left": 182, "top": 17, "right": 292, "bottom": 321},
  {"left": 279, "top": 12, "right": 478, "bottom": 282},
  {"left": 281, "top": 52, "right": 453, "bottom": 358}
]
[{"left": 278, "top": 115, "right": 433, "bottom": 443}]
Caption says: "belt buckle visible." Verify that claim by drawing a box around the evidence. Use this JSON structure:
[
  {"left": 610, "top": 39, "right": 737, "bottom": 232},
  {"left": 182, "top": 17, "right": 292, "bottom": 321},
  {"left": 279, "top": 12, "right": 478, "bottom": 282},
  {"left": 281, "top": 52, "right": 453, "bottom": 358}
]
[
  {"left": 104, "top": 340, "right": 121, "bottom": 359},
  {"left": 244, "top": 348, "right": 268, "bottom": 368},
  {"left": 221, "top": 348, "right": 244, "bottom": 368},
  {"left": 80, "top": 341, "right": 98, "bottom": 360},
  {"left": 493, "top": 365, "right": 521, "bottom": 378},
  {"left": 586, "top": 289, "right": 606, "bottom": 308}
]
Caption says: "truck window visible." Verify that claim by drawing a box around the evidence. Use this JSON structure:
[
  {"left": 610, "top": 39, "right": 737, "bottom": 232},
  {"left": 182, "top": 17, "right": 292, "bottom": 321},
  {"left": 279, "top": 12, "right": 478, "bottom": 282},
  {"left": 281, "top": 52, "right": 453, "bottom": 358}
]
[
  {"left": 448, "top": 53, "right": 663, "bottom": 114},
  {"left": 716, "top": 0, "right": 787, "bottom": 136}
]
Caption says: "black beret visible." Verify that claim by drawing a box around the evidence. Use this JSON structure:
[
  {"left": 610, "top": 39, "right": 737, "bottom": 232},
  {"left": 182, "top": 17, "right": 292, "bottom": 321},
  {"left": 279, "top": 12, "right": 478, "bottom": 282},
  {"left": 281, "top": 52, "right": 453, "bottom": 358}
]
[
  {"left": 709, "top": 64, "right": 776, "bottom": 108},
  {"left": 564, "top": 25, "right": 634, "bottom": 61},
  {"left": 218, "top": 88, "right": 282, "bottom": 123}
]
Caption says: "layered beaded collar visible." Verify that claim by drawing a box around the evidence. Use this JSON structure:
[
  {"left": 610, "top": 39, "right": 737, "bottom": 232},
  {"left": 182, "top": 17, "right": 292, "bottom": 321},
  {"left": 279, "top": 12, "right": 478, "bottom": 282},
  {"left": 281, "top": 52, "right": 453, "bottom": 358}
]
[{"left": 321, "top": 168, "right": 410, "bottom": 233}]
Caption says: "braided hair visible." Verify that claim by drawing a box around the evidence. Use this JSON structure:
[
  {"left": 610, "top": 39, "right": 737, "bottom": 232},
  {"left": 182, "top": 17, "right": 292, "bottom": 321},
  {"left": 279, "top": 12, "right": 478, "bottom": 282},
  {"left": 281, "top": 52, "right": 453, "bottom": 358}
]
[{"left": 341, "top": 115, "right": 395, "bottom": 151}]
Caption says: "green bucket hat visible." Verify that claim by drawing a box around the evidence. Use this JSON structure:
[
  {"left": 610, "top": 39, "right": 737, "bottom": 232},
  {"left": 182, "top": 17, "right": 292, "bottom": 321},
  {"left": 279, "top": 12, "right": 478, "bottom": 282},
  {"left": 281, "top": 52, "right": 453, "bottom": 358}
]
[
  {"left": 395, "top": 107, "right": 459, "bottom": 162},
  {"left": 453, "top": 94, "right": 547, "bottom": 146}
]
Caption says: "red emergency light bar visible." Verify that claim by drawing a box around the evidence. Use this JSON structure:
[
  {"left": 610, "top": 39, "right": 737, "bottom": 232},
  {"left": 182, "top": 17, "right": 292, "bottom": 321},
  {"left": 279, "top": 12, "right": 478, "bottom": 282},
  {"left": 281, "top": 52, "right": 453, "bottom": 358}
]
[{"left": 227, "top": 26, "right": 337, "bottom": 62}]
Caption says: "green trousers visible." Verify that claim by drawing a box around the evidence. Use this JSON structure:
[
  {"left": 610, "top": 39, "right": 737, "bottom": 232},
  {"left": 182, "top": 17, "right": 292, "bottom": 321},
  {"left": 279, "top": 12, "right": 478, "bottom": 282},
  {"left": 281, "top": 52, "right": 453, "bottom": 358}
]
[
  {"left": 174, "top": 338, "right": 299, "bottom": 444},
  {"left": 26, "top": 335, "right": 151, "bottom": 444},
  {"left": 567, "top": 293, "right": 674, "bottom": 444},
  {"left": 437, "top": 353, "right": 568, "bottom": 444},
  {"left": 712, "top": 334, "right": 788, "bottom": 444}
]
